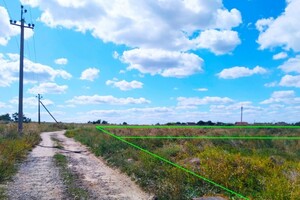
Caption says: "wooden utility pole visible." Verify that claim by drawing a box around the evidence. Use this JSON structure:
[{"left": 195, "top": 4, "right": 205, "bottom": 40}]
[{"left": 10, "top": 5, "right": 34, "bottom": 134}]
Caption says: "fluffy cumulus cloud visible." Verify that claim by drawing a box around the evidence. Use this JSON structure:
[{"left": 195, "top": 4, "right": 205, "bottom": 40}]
[
  {"left": 217, "top": 66, "right": 267, "bottom": 79},
  {"left": 21, "top": 0, "right": 241, "bottom": 50},
  {"left": 10, "top": 97, "right": 53, "bottom": 107},
  {"left": 260, "top": 90, "right": 300, "bottom": 104},
  {"left": 28, "top": 82, "right": 68, "bottom": 94},
  {"left": 273, "top": 52, "right": 288, "bottom": 60},
  {"left": 0, "top": 53, "right": 72, "bottom": 87},
  {"left": 279, "top": 75, "right": 300, "bottom": 87},
  {"left": 54, "top": 58, "right": 68, "bottom": 65},
  {"left": 80, "top": 68, "right": 100, "bottom": 81},
  {"left": 20, "top": 0, "right": 242, "bottom": 77},
  {"left": 121, "top": 48, "right": 203, "bottom": 77},
  {"left": 106, "top": 78, "right": 143, "bottom": 91},
  {"left": 177, "top": 96, "right": 234, "bottom": 107},
  {"left": 66, "top": 95, "right": 150, "bottom": 105},
  {"left": 0, "top": 7, "right": 34, "bottom": 46},
  {"left": 256, "top": 0, "right": 300, "bottom": 51},
  {"left": 194, "top": 29, "right": 241, "bottom": 55},
  {"left": 278, "top": 56, "right": 300, "bottom": 73}
]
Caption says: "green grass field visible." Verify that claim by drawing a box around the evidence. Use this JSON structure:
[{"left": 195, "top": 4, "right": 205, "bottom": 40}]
[{"left": 66, "top": 126, "right": 300, "bottom": 200}]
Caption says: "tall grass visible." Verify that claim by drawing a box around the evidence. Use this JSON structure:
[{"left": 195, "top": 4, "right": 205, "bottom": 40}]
[
  {"left": 66, "top": 127, "right": 300, "bottom": 200},
  {"left": 0, "top": 123, "right": 76, "bottom": 184}
]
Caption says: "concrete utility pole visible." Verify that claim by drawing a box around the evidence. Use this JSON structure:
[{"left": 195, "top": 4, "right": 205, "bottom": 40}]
[
  {"left": 10, "top": 5, "right": 34, "bottom": 134},
  {"left": 241, "top": 106, "right": 243, "bottom": 123},
  {"left": 36, "top": 94, "right": 42, "bottom": 124}
]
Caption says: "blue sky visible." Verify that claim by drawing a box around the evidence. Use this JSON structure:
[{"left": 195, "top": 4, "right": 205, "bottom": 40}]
[{"left": 0, "top": 0, "right": 300, "bottom": 124}]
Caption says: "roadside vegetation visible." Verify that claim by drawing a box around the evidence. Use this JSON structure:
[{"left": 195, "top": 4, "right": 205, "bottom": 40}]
[
  {"left": 54, "top": 153, "right": 89, "bottom": 199},
  {"left": 66, "top": 126, "right": 300, "bottom": 200},
  {"left": 0, "top": 122, "right": 78, "bottom": 197}
]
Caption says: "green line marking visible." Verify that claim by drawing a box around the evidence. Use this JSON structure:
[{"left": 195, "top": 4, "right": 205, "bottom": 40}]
[
  {"left": 103, "top": 125, "right": 300, "bottom": 129},
  {"left": 96, "top": 126, "right": 250, "bottom": 200},
  {"left": 120, "top": 136, "right": 300, "bottom": 140}
]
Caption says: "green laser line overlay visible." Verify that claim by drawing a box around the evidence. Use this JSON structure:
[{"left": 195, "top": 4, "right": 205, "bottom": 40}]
[
  {"left": 96, "top": 126, "right": 250, "bottom": 200},
  {"left": 103, "top": 125, "right": 300, "bottom": 129},
  {"left": 120, "top": 136, "right": 300, "bottom": 140}
]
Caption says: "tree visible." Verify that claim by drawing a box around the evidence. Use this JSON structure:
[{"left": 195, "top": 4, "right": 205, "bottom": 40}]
[
  {"left": 123, "top": 122, "right": 128, "bottom": 125},
  {"left": 12, "top": 112, "right": 31, "bottom": 123},
  {"left": 102, "top": 120, "right": 108, "bottom": 125},
  {"left": 0, "top": 113, "right": 12, "bottom": 121}
]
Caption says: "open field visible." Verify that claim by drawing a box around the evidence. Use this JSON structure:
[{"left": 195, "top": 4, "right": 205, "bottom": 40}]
[{"left": 66, "top": 126, "right": 300, "bottom": 200}]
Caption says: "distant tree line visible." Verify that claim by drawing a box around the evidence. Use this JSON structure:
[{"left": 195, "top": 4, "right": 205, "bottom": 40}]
[
  {"left": 87, "top": 119, "right": 109, "bottom": 125},
  {"left": 0, "top": 113, "right": 31, "bottom": 123},
  {"left": 164, "top": 120, "right": 300, "bottom": 126}
]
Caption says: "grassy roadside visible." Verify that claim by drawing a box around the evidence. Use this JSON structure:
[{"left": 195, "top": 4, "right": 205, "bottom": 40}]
[
  {"left": 66, "top": 127, "right": 300, "bottom": 200},
  {"left": 0, "top": 122, "right": 79, "bottom": 198},
  {"left": 53, "top": 153, "right": 89, "bottom": 199}
]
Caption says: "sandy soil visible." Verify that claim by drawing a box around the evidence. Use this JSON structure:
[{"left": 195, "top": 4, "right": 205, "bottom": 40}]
[{"left": 5, "top": 131, "right": 152, "bottom": 200}]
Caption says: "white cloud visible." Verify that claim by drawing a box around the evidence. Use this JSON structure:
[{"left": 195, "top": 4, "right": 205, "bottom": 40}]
[
  {"left": 0, "top": 7, "right": 18, "bottom": 46},
  {"left": 20, "top": 0, "right": 241, "bottom": 53},
  {"left": 0, "top": 53, "right": 72, "bottom": 87},
  {"left": 195, "top": 88, "right": 208, "bottom": 92},
  {"left": 260, "top": 90, "right": 300, "bottom": 104},
  {"left": 0, "top": 101, "right": 6, "bottom": 108},
  {"left": 273, "top": 52, "right": 288, "bottom": 60},
  {"left": 217, "top": 66, "right": 267, "bottom": 79},
  {"left": 177, "top": 96, "right": 234, "bottom": 107},
  {"left": 264, "top": 81, "right": 277, "bottom": 87},
  {"left": 278, "top": 56, "right": 300, "bottom": 73},
  {"left": 113, "top": 51, "right": 120, "bottom": 59},
  {"left": 0, "top": 6, "right": 34, "bottom": 46},
  {"left": 121, "top": 48, "right": 203, "bottom": 78},
  {"left": 279, "top": 75, "right": 300, "bottom": 88},
  {"left": 194, "top": 29, "right": 241, "bottom": 55},
  {"left": 256, "top": 0, "right": 300, "bottom": 51},
  {"left": 66, "top": 95, "right": 150, "bottom": 105},
  {"left": 255, "top": 17, "right": 274, "bottom": 32},
  {"left": 106, "top": 79, "right": 143, "bottom": 91},
  {"left": 28, "top": 82, "right": 68, "bottom": 94},
  {"left": 10, "top": 97, "right": 54, "bottom": 107},
  {"left": 54, "top": 58, "right": 68, "bottom": 65},
  {"left": 80, "top": 68, "right": 100, "bottom": 81}
]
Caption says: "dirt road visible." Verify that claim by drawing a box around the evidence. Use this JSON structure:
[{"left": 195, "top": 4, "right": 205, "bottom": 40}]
[{"left": 6, "top": 131, "right": 152, "bottom": 200}]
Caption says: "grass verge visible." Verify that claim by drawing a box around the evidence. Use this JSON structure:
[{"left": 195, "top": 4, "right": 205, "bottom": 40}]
[{"left": 54, "top": 153, "right": 89, "bottom": 199}]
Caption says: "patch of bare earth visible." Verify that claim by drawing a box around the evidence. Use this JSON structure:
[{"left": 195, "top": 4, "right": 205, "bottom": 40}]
[{"left": 5, "top": 131, "right": 152, "bottom": 200}]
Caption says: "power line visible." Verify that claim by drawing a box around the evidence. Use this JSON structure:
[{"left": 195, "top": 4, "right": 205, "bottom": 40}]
[
  {"left": 1, "top": 0, "right": 11, "bottom": 19},
  {"left": 29, "top": 7, "right": 37, "bottom": 62},
  {"left": 1, "top": 0, "right": 20, "bottom": 50}
]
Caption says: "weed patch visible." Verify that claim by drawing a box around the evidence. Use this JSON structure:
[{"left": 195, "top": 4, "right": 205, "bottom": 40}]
[{"left": 54, "top": 153, "right": 89, "bottom": 199}]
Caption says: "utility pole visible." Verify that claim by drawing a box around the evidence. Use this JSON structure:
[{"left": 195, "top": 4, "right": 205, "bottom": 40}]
[
  {"left": 36, "top": 94, "right": 42, "bottom": 124},
  {"left": 241, "top": 106, "right": 243, "bottom": 123},
  {"left": 10, "top": 5, "right": 34, "bottom": 134}
]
